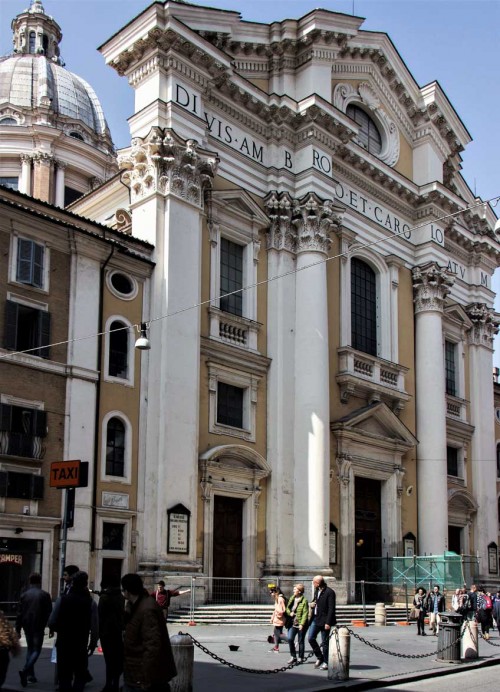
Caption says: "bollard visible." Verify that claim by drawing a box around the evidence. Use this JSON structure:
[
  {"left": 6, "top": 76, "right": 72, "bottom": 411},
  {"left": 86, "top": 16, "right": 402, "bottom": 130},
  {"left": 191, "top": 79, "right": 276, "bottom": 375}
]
[
  {"left": 328, "top": 626, "right": 350, "bottom": 681},
  {"left": 461, "top": 619, "right": 479, "bottom": 660},
  {"left": 170, "top": 633, "right": 194, "bottom": 692},
  {"left": 374, "top": 602, "right": 386, "bottom": 626}
]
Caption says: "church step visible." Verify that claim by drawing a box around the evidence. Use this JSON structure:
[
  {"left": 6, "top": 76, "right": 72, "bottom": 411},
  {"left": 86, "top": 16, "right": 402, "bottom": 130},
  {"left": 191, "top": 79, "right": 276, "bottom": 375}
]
[{"left": 168, "top": 604, "right": 410, "bottom": 625}]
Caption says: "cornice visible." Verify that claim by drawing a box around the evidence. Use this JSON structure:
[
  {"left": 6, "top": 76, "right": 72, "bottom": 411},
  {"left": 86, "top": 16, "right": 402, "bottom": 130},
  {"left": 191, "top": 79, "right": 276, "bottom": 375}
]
[{"left": 200, "top": 336, "right": 271, "bottom": 375}]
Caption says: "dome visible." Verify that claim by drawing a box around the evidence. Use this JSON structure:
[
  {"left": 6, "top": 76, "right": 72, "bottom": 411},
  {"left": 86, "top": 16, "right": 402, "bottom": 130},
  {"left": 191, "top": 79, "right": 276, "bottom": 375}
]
[{"left": 0, "top": 55, "right": 108, "bottom": 137}]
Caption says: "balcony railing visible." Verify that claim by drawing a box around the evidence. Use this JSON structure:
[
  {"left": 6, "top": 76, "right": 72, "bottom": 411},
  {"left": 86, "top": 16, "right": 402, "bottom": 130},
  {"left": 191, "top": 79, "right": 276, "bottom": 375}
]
[
  {"left": 209, "top": 306, "right": 261, "bottom": 351},
  {"left": 336, "top": 347, "right": 410, "bottom": 413},
  {"left": 0, "top": 431, "right": 45, "bottom": 460}
]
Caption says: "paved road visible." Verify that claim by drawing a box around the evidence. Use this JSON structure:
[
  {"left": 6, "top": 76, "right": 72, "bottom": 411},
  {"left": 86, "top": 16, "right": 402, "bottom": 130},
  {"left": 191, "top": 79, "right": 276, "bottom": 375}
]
[
  {"left": 376, "top": 664, "right": 500, "bottom": 690},
  {"left": 3, "top": 623, "right": 500, "bottom": 691}
]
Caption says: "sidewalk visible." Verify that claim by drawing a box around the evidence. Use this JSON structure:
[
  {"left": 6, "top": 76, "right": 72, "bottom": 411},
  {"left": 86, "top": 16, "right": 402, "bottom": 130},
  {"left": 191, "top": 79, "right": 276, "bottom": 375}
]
[{"left": 3, "top": 623, "right": 500, "bottom": 691}]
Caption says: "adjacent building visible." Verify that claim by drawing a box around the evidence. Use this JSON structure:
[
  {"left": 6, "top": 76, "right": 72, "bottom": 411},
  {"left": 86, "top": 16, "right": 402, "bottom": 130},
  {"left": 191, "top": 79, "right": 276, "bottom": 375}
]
[{"left": 1, "top": 0, "right": 499, "bottom": 604}]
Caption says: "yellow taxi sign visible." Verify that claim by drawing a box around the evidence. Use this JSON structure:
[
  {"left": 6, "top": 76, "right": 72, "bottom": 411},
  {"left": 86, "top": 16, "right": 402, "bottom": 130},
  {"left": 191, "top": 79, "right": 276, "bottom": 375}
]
[{"left": 49, "top": 460, "right": 81, "bottom": 488}]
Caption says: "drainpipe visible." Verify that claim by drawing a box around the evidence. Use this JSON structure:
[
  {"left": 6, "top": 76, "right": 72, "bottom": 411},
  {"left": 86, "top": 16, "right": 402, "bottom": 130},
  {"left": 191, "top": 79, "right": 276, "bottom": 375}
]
[{"left": 90, "top": 245, "right": 115, "bottom": 552}]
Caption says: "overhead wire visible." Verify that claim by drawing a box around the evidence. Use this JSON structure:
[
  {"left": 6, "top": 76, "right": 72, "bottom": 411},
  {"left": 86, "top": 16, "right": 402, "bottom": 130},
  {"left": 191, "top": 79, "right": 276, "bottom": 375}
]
[{"left": 0, "top": 193, "right": 499, "bottom": 361}]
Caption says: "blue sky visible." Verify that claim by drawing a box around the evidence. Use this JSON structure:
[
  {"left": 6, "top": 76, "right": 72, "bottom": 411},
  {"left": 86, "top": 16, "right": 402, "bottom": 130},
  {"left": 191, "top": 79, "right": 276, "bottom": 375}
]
[{"left": 2, "top": 0, "right": 500, "bottom": 349}]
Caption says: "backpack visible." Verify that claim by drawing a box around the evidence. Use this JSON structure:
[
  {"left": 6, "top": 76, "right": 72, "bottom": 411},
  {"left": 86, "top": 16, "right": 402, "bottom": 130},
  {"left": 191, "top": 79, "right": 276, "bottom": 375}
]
[{"left": 483, "top": 594, "right": 493, "bottom": 610}]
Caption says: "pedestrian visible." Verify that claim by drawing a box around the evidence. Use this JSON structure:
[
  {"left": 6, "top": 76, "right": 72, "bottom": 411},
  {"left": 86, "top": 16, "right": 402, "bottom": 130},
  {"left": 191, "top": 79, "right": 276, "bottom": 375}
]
[
  {"left": 0, "top": 610, "right": 21, "bottom": 688},
  {"left": 307, "top": 575, "right": 336, "bottom": 671},
  {"left": 476, "top": 586, "right": 493, "bottom": 639},
  {"left": 62, "top": 565, "right": 80, "bottom": 595},
  {"left": 98, "top": 575, "right": 125, "bottom": 692},
  {"left": 467, "top": 584, "right": 478, "bottom": 620},
  {"left": 48, "top": 571, "right": 98, "bottom": 692},
  {"left": 151, "top": 581, "right": 189, "bottom": 622},
  {"left": 412, "top": 587, "right": 427, "bottom": 635},
  {"left": 286, "top": 583, "right": 309, "bottom": 664},
  {"left": 121, "top": 573, "right": 177, "bottom": 692},
  {"left": 493, "top": 592, "right": 500, "bottom": 635},
  {"left": 15, "top": 572, "right": 52, "bottom": 687},
  {"left": 267, "top": 584, "right": 286, "bottom": 653},
  {"left": 426, "top": 585, "right": 445, "bottom": 635},
  {"left": 451, "top": 588, "right": 460, "bottom": 612}
]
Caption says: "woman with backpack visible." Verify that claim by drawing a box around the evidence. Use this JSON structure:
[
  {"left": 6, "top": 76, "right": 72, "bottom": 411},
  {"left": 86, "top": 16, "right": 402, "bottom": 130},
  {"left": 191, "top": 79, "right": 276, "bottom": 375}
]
[
  {"left": 285, "top": 584, "right": 309, "bottom": 664},
  {"left": 476, "top": 586, "right": 493, "bottom": 639},
  {"left": 268, "top": 584, "right": 286, "bottom": 653}
]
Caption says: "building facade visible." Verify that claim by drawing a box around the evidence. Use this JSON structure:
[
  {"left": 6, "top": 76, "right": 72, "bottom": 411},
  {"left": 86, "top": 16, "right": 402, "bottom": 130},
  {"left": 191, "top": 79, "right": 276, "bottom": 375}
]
[{"left": 1, "top": 0, "right": 499, "bottom": 603}]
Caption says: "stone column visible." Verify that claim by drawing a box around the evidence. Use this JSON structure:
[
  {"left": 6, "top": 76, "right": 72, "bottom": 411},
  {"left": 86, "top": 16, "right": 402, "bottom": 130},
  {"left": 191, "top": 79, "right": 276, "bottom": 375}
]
[
  {"left": 466, "top": 303, "right": 499, "bottom": 574},
  {"left": 20, "top": 153, "right": 32, "bottom": 195},
  {"left": 293, "top": 193, "right": 342, "bottom": 570},
  {"left": 32, "top": 151, "right": 54, "bottom": 203},
  {"left": 264, "top": 191, "right": 297, "bottom": 573},
  {"left": 412, "top": 262, "right": 454, "bottom": 555},
  {"left": 119, "top": 129, "right": 218, "bottom": 569},
  {"left": 55, "top": 161, "right": 66, "bottom": 207}
]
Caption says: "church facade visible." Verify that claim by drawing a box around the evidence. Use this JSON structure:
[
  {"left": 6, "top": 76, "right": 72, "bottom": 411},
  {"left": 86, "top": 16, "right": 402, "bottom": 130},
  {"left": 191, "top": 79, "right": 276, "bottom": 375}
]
[{"left": 1, "top": 1, "right": 499, "bottom": 602}]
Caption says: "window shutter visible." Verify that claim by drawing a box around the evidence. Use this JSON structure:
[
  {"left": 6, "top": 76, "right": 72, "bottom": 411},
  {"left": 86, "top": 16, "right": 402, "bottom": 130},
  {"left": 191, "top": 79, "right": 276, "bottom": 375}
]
[
  {"left": 17, "top": 238, "right": 33, "bottom": 284},
  {"left": 38, "top": 310, "right": 51, "bottom": 359},
  {"left": 0, "top": 471, "right": 7, "bottom": 497},
  {"left": 34, "top": 410, "right": 47, "bottom": 437},
  {"left": 31, "top": 475, "right": 44, "bottom": 500},
  {"left": 0, "top": 403, "right": 12, "bottom": 432},
  {"left": 4, "top": 300, "right": 18, "bottom": 350},
  {"left": 33, "top": 243, "right": 44, "bottom": 288}
]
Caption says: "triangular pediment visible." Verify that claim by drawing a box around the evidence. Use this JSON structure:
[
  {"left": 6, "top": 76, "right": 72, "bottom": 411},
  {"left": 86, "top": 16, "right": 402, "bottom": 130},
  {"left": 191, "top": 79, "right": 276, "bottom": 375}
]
[
  {"left": 211, "top": 188, "right": 269, "bottom": 227},
  {"left": 444, "top": 303, "right": 473, "bottom": 329},
  {"left": 332, "top": 402, "right": 417, "bottom": 448}
]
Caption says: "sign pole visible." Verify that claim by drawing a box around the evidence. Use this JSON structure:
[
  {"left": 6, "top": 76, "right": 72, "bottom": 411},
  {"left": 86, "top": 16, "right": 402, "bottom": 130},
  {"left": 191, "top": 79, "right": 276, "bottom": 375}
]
[{"left": 59, "top": 487, "right": 69, "bottom": 594}]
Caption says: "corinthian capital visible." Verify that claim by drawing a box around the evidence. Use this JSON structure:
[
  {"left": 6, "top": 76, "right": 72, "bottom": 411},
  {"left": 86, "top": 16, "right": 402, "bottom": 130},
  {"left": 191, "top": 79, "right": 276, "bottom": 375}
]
[
  {"left": 265, "top": 191, "right": 295, "bottom": 252},
  {"left": 412, "top": 262, "right": 454, "bottom": 314},
  {"left": 32, "top": 151, "right": 55, "bottom": 167},
  {"left": 465, "top": 303, "right": 499, "bottom": 348},
  {"left": 265, "top": 191, "right": 343, "bottom": 255},
  {"left": 118, "top": 127, "right": 218, "bottom": 206},
  {"left": 293, "top": 193, "right": 341, "bottom": 255}
]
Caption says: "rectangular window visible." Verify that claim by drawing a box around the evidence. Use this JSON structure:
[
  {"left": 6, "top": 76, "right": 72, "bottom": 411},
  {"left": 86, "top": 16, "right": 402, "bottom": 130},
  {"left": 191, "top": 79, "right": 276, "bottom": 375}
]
[
  {"left": 447, "top": 446, "right": 459, "bottom": 477},
  {"left": 220, "top": 238, "right": 243, "bottom": 316},
  {"left": 445, "top": 340, "right": 457, "bottom": 396},
  {"left": 0, "top": 177, "right": 19, "bottom": 190},
  {"left": 102, "top": 523, "right": 124, "bottom": 551},
  {"left": 0, "top": 403, "right": 47, "bottom": 459},
  {"left": 217, "top": 382, "right": 244, "bottom": 428},
  {"left": 0, "top": 471, "right": 44, "bottom": 500},
  {"left": 16, "top": 239, "right": 44, "bottom": 288},
  {"left": 4, "top": 300, "right": 50, "bottom": 358}
]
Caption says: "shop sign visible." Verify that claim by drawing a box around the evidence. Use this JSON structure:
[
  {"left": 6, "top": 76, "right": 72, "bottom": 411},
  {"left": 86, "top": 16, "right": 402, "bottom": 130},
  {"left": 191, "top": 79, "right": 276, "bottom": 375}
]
[{"left": 0, "top": 553, "right": 23, "bottom": 565}]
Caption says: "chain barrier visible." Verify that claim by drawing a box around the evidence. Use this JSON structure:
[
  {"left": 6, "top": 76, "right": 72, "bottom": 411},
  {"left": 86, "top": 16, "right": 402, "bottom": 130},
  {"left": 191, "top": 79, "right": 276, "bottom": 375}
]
[
  {"left": 345, "top": 621, "right": 469, "bottom": 659},
  {"left": 181, "top": 618, "right": 476, "bottom": 675},
  {"left": 477, "top": 628, "right": 500, "bottom": 647},
  {"left": 180, "top": 632, "right": 316, "bottom": 674}
]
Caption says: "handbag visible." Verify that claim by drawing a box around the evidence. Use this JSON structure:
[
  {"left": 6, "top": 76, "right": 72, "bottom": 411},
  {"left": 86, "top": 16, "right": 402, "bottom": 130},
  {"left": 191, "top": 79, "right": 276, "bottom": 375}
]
[{"left": 409, "top": 607, "right": 419, "bottom": 621}]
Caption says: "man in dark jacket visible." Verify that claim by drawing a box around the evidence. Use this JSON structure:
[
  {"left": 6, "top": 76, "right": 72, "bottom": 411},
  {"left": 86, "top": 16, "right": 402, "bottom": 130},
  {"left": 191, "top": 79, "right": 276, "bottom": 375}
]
[
  {"left": 98, "top": 575, "right": 125, "bottom": 692},
  {"left": 49, "top": 571, "right": 98, "bottom": 692},
  {"left": 15, "top": 572, "right": 52, "bottom": 687},
  {"left": 426, "top": 585, "right": 446, "bottom": 634},
  {"left": 307, "top": 575, "right": 336, "bottom": 671},
  {"left": 121, "top": 573, "right": 177, "bottom": 692}
]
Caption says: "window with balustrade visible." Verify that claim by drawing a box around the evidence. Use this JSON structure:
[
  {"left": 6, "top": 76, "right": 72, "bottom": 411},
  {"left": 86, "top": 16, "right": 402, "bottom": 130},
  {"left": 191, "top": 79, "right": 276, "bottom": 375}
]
[{"left": 0, "top": 402, "right": 46, "bottom": 459}]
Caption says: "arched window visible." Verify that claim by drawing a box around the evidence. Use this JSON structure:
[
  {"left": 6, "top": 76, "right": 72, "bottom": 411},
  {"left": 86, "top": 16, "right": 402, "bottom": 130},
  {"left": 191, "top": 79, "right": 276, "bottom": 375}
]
[
  {"left": 42, "top": 34, "right": 48, "bottom": 54},
  {"left": 106, "top": 417, "right": 125, "bottom": 477},
  {"left": 346, "top": 104, "right": 382, "bottom": 156},
  {"left": 0, "top": 118, "right": 16, "bottom": 125},
  {"left": 497, "top": 443, "right": 500, "bottom": 478},
  {"left": 69, "top": 132, "right": 84, "bottom": 141},
  {"left": 351, "top": 258, "right": 377, "bottom": 356},
  {"left": 28, "top": 32, "right": 36, "bottom": 54},
  {"left": 108, "top": 321, "right": 129, "bottom": 379}
]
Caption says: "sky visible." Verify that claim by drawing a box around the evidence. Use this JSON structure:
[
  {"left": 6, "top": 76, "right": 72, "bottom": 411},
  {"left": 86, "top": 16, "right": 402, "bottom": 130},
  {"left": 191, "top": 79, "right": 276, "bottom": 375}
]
[{"left": 1, "top": 0, "right": 500, "bottom": 349}]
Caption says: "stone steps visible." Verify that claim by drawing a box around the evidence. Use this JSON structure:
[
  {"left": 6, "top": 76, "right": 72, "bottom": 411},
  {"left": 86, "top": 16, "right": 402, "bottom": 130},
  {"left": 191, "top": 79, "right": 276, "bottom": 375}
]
[{"left": 168, "top": 604, "right": 410, "bottom": 625}]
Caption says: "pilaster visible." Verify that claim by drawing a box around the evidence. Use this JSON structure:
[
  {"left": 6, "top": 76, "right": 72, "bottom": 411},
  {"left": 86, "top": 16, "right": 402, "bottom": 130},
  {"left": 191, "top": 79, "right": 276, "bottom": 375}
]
[
  {"left": 32, "top": 151, "right": 54, "bottom": 203},
  {"left": 466, "top": 303, "right": 500, "bottom": 577},
  {"left": 120, "top": 129, "right": 218, "bottom": 568}
]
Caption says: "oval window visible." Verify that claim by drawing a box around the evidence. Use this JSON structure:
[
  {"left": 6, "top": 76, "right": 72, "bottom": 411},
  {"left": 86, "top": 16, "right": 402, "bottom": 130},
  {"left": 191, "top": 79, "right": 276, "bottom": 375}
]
[
  {"left": 69, "top": 131, "right": 84, "bottom": 141},
  {"left": 109, "top": 272, "right": 135, "bottom": 298}
]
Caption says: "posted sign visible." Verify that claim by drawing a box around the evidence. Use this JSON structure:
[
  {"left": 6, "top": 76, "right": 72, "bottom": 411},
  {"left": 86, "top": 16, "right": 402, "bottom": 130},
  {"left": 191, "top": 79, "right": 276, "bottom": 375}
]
[{"left": 50, "top": 460, "right": 82, "bottom": 488}]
